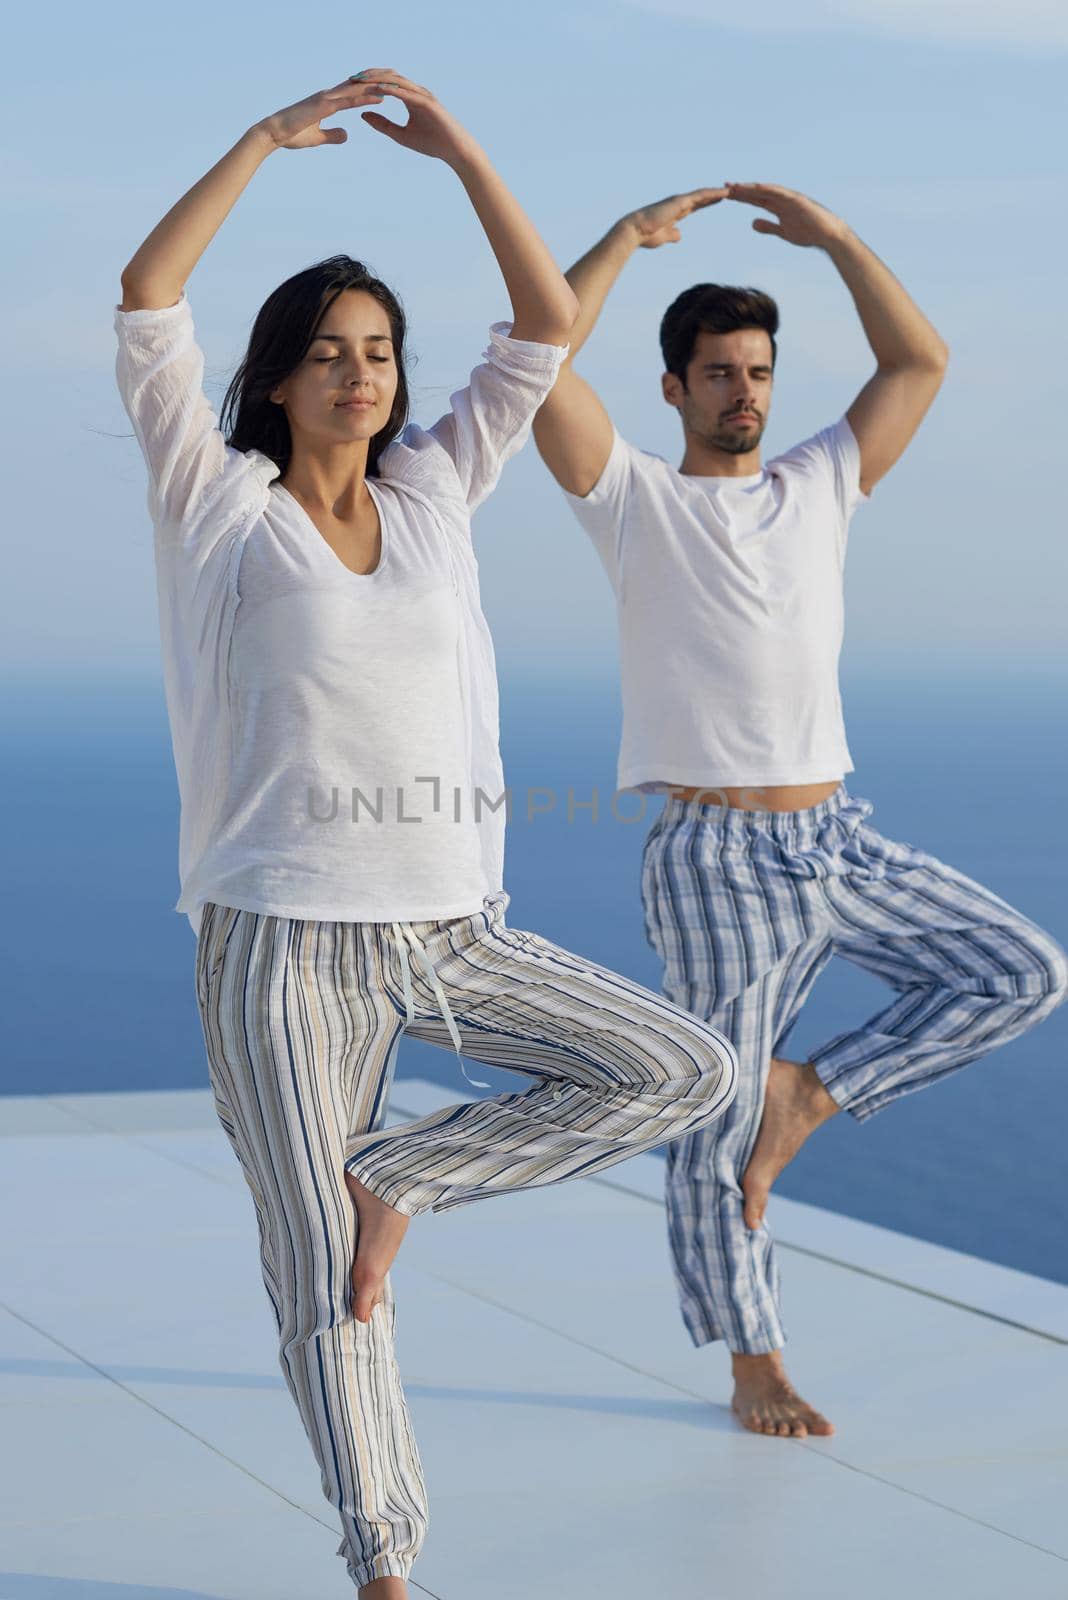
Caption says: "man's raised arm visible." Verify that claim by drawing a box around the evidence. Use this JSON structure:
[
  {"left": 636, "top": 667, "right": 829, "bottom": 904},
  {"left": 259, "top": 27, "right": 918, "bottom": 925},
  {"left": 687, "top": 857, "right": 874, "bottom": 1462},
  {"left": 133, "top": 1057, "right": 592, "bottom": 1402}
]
[
  {"left": 724, "top": 180, "right": 949, "bottom": 497},
  {"left": 533, "top": 189, "right": 728, "bottom": 497}
]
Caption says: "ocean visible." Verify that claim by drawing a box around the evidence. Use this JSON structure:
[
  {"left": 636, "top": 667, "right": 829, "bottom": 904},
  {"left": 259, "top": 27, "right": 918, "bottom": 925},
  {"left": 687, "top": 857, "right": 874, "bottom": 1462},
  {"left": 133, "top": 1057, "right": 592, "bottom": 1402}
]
[{"left": 2, "top": 668, "right": 1065, "bottom": 1284}]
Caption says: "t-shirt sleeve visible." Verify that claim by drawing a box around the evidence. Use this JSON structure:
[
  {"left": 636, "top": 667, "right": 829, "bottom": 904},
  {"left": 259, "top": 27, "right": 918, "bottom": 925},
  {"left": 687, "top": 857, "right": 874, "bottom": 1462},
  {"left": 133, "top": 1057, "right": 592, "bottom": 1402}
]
[
  {"left": 114, "top": 292, "right": 236, "bottom": 534},
  {"left": 558, "top": 424, "right": 636, "bottom": 590},
  {"left": 420, "top": 321, "right": 570, "bottom": 513},
  {"left": 774, "top": 413, "right": 870, "bottom": 526}
]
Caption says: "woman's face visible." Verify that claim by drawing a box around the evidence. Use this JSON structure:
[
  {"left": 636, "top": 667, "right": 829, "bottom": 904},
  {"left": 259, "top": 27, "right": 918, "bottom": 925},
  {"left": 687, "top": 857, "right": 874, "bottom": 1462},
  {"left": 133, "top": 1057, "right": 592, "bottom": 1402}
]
[{"left": 270, "top": 288, "right": 399, "bottom": 449}]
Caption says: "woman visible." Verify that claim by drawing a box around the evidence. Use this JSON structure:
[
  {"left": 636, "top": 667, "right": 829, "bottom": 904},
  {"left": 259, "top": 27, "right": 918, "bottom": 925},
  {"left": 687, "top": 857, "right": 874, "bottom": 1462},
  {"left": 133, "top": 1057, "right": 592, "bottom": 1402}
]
[{"left": 115, "top": 70, "right": 740, "bottom": 1598}]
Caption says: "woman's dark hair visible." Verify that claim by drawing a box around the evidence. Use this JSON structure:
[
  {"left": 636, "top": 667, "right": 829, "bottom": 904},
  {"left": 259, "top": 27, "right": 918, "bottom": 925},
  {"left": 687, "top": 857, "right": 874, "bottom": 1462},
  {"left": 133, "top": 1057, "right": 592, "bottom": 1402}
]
[
  {"left": 221, "top": 254, "right": 410, "bottom": 478},
  {"left": 659, "top": 285, "right": 779, "bottom": 387}
]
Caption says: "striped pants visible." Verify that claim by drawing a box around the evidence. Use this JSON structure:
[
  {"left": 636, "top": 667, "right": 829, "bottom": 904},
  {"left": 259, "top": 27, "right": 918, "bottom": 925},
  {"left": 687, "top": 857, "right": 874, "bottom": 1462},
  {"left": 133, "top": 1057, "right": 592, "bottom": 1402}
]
[
  {"left": 640, "top": 783, "right": 1068, "bottom": 1356},
  {"left": 194, "top": 889, "right": 738, "bottom": 1590}
]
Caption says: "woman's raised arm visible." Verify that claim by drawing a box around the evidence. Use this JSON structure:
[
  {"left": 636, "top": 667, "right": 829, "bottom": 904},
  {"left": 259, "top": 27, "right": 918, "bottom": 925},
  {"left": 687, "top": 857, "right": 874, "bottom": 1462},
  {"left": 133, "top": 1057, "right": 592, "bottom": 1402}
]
[
  {"left": 120, "top": 77, "right": 387, "bottom": 309},
  {"left": 116, "top": 78, "right": 389, "bottom": 533},
  {"left": 356, "top": 69, "right": 578, "bottom": 346}
]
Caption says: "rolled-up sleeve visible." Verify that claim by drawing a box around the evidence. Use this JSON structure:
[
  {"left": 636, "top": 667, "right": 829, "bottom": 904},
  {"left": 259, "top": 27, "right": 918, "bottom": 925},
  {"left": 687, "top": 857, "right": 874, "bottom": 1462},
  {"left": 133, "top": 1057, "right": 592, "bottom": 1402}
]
[
  {"left": 114, "top": 292, "right": 230, "bottom": 534},
  {"left": 424, "top": 321, "right": 570, "bottom": 513}
]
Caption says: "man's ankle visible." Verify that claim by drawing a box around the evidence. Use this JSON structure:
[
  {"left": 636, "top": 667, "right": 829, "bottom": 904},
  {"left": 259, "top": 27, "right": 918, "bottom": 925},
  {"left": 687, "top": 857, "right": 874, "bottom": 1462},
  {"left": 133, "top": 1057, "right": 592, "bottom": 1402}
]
[{"left": 803, "top": 1060, "right": 842, "bottom": 1119}]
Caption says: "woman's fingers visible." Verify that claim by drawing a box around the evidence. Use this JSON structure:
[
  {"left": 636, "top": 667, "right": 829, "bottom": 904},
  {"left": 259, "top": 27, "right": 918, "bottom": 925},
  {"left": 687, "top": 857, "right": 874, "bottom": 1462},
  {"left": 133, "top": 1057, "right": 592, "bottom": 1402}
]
[
  {"left": 349, "top": 69, "right": 433, "bottom": 100},
  {"left": 349, "top": 68, "right": 406, "bottom": 89},
  {"left": 320, "top": 82, "right": 387, "bottom": 106}
]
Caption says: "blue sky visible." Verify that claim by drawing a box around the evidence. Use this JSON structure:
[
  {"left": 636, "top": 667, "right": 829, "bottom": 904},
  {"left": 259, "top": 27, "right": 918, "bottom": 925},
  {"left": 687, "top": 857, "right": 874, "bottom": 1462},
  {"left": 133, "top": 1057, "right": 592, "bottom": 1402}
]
[{"left": 4, "top": 0, "right": 1065, "bottom": 690}]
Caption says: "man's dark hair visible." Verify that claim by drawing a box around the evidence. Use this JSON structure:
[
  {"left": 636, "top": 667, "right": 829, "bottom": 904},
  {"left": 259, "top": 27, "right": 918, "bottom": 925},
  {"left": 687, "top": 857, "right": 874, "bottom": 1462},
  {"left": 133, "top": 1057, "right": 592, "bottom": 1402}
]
[
  {"left": 221, "top": 254, "right": 410, "bottom": 479},
  {"left": 659, "top": 284, "right": 779, "bottom": 386}
]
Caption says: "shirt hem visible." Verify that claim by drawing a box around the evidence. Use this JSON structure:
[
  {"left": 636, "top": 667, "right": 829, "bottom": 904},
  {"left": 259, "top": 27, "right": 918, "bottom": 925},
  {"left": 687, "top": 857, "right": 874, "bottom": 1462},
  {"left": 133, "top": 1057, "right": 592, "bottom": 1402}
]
[
  {"left": 178, "top": 887, "right": 496, "bottom": 925},
  {"left": 618, "top": 762, "right": 853, "bottom": 792}
]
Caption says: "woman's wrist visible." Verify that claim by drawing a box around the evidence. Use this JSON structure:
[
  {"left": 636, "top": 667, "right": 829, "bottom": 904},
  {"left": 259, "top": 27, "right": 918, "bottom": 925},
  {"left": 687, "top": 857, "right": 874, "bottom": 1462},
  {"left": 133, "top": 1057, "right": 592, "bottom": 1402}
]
[{"left": 445, "top": 137, "right": 493, "bottom": 181}]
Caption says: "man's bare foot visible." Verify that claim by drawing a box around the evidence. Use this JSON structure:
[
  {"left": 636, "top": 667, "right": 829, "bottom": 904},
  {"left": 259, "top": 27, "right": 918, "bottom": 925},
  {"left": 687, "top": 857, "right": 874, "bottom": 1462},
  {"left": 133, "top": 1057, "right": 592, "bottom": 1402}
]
[
  {"left": 359, "top": 1577, "right": 408, "bottom": 1599},
  {"left": 731, "top": 1350, "right": 835, "bottom": 1439},
  {"left": 344, "top": 1169, "right": 410, "bottom": 1324},
  {"left": 740, "top": 1055, "right": 840, "bottom": 1229}
]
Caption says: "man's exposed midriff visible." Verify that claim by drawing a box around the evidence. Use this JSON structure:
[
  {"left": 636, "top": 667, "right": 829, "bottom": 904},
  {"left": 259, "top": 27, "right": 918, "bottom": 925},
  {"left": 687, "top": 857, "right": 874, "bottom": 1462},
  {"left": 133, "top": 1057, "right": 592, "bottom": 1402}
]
[{"left": 666, "top": 780, "right": 842, "bottom": 813}]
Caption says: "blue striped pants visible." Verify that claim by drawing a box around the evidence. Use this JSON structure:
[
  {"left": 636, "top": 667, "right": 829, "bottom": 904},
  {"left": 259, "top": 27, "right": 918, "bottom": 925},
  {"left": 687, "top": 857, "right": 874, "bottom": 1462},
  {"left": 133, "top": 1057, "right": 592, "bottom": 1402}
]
[
  {"left": 640, "top": 783, "right": 1068, "bottom": 1355},
  {"left": 194, "top": 889, "right": 738, "bottom": 1589}
]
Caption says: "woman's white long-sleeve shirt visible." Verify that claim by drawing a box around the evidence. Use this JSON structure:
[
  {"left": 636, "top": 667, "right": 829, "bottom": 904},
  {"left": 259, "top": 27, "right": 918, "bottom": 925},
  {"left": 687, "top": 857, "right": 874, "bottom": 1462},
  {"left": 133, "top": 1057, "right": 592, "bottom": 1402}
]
[{"left": 114, "top": 293, "right": 567, "bottom": 937}]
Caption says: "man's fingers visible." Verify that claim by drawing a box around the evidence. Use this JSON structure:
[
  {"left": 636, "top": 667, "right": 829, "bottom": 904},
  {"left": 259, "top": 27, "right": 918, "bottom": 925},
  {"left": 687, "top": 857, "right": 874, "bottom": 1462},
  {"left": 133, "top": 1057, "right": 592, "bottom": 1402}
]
[
  {"left": 682, "top": 190, "right": 730, "bottom": 215},
  {"left": 728, "top": 181, "right": 798, "bottom": 201},
  {"left": 726, "top": 188, "right": 782, "bottom": 213}
]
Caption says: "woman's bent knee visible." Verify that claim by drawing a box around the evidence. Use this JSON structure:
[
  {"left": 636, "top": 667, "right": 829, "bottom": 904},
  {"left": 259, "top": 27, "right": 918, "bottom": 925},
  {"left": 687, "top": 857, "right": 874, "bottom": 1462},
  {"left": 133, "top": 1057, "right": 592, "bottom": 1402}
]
[{"left": 679, "top": 1021, "right": 740, "bottom": 1112}]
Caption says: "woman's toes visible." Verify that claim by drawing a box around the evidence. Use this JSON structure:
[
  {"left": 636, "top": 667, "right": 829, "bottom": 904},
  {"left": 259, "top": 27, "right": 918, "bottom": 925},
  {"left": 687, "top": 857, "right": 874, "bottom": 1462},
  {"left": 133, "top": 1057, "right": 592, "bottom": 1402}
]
[
  {"left": 355, "top": 1289, "right": 379, "bottom": 1323},
  {"left": 351, "top": 1267, "right": 384, "bottom": 1323}
]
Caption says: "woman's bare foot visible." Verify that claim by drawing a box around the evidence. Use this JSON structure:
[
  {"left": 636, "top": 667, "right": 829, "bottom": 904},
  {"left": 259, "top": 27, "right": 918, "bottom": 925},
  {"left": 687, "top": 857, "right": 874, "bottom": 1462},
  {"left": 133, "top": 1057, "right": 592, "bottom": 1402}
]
[
  {"left": 740, "top": 1055, "right": 840, "bottom": 1229},
  {"left": 731, "top": 1351, "right": 835, "bottom": 1439},
  {"left": 344, "top": 1169, "right": 410, "bottom": 1323},
  {"left": 359, "top": 1578, "right": 408, "bottom": 1599}
]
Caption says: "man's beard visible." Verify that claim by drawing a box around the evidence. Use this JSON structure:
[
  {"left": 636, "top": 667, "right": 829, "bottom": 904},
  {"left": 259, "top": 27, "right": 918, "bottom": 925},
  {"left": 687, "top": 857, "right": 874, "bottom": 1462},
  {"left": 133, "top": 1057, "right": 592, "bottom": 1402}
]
[{"left": 697, "top": 412, "right": 764, "bottom": 455}]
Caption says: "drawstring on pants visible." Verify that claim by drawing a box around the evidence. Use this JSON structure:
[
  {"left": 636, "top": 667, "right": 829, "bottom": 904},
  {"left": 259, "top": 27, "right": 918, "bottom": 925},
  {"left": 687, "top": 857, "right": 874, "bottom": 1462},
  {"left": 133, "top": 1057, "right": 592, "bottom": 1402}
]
[{"left": 390, "top": 921, "right": 492, "bottom": 1091}]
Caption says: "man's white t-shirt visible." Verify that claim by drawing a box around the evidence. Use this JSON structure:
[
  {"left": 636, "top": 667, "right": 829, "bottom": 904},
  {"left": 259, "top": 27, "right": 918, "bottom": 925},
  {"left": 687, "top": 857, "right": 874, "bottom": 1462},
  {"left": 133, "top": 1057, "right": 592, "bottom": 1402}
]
[{"left": 561, "top": 417, "right": 870, "bottom": 792}]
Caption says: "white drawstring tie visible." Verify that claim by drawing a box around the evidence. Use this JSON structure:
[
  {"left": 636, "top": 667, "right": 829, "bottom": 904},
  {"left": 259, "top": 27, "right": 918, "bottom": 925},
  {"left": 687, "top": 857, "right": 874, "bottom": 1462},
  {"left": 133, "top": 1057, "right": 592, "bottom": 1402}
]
[{"left": 390, "top": 921, "right": 492, "bottom": 1091}]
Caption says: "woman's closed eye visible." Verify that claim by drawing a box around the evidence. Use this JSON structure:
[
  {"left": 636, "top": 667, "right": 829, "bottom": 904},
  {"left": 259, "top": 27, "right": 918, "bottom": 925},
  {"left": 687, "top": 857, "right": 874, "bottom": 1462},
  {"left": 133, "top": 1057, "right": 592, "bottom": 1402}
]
[{"left": 315, "top": 355, "right": 391, "bottom": 363}]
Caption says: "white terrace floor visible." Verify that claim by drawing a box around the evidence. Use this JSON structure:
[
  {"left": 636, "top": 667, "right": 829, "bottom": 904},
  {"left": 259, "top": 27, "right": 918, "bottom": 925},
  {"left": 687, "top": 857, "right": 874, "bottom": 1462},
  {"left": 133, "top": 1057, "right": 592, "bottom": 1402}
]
[{"left": 2, "top": 1077, "right": 1067, "bottom": 1600}]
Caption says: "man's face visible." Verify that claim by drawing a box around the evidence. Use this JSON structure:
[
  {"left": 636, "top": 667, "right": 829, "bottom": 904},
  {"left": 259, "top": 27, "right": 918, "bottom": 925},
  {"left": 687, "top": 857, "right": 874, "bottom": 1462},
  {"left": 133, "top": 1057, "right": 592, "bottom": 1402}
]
[{"left": 662, "top": 326, "right": 774, "bottom": 456}]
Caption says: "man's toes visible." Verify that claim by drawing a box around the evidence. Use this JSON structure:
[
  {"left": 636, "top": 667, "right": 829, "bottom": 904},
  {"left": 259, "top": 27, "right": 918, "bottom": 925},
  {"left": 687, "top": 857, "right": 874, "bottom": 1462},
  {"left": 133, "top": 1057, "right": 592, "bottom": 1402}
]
[
  {"left": 789, "top": 1420, "right": 808, "bottom": 1438},
  {"left": 741, "top": 1181, "right": 766, "bottom": 1230}
]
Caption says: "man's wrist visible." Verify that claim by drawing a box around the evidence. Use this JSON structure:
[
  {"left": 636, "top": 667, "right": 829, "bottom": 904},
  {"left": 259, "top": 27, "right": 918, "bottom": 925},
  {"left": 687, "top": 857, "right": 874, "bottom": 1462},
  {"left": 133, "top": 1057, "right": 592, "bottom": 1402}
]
[
  {"left": 246, "top": 121, "right": 281, "bottom": 156},
  {"left": 822, "top": 219, "right": 857, "bottom": 259},
  {"left": 610, "top": 215, "right": 642, "bottom": 251}
]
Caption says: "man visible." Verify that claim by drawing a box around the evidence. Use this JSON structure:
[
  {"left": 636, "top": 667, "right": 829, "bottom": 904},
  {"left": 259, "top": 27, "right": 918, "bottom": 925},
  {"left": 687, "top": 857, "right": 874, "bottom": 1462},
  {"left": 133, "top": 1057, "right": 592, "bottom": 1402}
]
[{"left": 531, "top": 182, "right": 1068, "bottom": 1439}]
